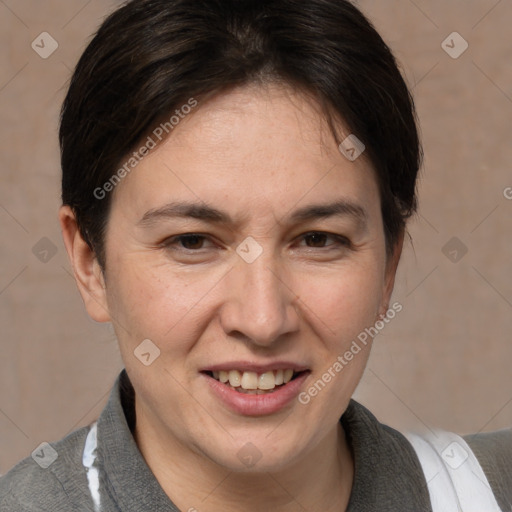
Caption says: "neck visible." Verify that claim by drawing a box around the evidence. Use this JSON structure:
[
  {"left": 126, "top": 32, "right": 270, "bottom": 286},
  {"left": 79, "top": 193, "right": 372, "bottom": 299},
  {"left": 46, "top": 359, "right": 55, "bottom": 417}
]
[{"left": 134, "top": 404, "right": 354, "bottom": 512}]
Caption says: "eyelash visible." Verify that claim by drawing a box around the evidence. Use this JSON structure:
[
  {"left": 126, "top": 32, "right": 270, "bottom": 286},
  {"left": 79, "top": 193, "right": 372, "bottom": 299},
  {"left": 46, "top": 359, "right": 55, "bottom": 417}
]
[{"left": 161, "top": 232, "right": 351, "bottom": 252}]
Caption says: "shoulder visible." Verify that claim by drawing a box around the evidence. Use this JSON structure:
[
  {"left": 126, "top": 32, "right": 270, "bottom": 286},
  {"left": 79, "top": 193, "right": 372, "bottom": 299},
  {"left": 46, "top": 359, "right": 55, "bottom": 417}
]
[
  {"left": 0, "top": 457, "right": 63, "bottom": 512},
  {"left": 465, "top": 426, "right": 512, "bottom": 463},
  {"left": 0, "top": 426, "right": 92, "bottom": 512},
  {"left": 342, "top": 400, "right": 432, "bottom": 510},
  {"left": 465, "top": 428, "right": 512, "bottom": 511}
]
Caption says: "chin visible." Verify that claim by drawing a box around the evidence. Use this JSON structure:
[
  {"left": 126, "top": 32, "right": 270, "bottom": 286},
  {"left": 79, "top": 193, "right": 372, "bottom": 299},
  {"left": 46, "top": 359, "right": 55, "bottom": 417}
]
[{"left": 194, "top": 429, "right": 309, "bottom": 474}]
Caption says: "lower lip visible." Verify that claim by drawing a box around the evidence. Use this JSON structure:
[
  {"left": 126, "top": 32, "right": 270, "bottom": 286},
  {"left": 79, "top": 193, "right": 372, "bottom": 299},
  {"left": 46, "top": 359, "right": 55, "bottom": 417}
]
[{"left": 203, "top": 372, "right": 310, "bottom": 416}]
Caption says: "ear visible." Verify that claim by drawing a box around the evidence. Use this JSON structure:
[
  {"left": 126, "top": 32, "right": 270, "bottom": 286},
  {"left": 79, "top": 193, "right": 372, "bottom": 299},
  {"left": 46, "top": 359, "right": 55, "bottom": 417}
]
[
  {"left": 379, "top": 230, "right": 404, "bottom": 317},
  {"left": 59, "top": 205, "right": 111, "bottom": 323}
]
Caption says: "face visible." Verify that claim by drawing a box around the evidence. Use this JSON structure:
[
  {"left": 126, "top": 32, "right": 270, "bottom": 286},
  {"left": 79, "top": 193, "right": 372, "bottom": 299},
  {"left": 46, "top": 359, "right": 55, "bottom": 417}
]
[{"left": 86, "top": 84, "right": 399, "bottom": 472}]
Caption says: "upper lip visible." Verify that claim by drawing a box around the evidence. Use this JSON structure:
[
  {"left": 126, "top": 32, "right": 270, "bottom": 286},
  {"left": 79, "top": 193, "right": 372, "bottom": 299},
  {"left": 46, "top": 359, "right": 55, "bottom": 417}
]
[{"left": 201, "top": 361, "right": 310, "bottom": 373}]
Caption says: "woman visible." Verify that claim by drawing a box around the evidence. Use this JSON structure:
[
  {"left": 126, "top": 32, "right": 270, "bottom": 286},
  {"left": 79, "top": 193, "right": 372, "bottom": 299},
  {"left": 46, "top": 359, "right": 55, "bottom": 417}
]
[{"left": 1, "top": 0, "right": 510, "bottom": 510}]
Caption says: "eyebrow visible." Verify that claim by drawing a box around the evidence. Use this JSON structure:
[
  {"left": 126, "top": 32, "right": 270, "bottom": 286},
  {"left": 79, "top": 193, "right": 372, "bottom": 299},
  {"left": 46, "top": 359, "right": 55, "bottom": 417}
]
[
  {"left": 138, "top": 199, "right": 368, "bottom": 229},
  {"left": 289, "top": 200, "right": 367, "bottom": 227}
]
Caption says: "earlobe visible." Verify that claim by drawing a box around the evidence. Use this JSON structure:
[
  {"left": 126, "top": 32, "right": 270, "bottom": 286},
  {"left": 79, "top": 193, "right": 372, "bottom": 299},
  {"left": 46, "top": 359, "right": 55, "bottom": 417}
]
[{"left": 59, "top": 205, "right": 111, "bottom": 323}]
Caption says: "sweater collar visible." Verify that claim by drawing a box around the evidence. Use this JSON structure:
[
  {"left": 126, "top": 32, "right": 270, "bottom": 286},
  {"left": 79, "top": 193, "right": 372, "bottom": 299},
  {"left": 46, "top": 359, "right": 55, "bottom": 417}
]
[
  {"left": 341, "top": 399, "right": 432, "bottom": 511},
  {"left": 96, "top": 370, "right": 180, "bottom": 512}
]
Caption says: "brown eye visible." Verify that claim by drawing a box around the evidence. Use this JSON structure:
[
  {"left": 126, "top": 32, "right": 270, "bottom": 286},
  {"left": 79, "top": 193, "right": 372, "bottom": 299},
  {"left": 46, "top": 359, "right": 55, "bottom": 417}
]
[
  {"left": 178, "top": 234, "right": 206, "bottom": 250},
  {"left": 162, "top": 233, "right": 213, "bottom": 252},
  {"left": 299, "top": 232, "right": 350, "bottom": 250},
  {"left": 304, "top": 233, "right": 329, "bottom": 247}
]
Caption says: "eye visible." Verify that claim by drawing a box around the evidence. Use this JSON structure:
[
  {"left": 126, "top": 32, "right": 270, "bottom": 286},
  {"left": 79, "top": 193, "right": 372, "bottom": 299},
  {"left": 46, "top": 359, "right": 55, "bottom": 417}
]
[
  {"left": 299, "top": 231, "right": 350, "bottom": 249},
  {"left": 162, "top": 233, "right": 213, "bottom": 251}
]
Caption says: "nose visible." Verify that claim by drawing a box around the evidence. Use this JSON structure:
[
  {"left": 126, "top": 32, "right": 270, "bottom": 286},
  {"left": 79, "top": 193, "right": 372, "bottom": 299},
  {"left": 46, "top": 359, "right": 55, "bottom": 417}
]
[{"left": 219, "top": 255, "right": 300, "bottom": 347}]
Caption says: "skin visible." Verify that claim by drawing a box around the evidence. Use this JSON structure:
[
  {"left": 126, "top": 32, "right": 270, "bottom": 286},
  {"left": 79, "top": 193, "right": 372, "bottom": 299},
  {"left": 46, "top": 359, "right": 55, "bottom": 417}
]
[{"left": 60, "top": 83, "right": 403, "bottom": 512}]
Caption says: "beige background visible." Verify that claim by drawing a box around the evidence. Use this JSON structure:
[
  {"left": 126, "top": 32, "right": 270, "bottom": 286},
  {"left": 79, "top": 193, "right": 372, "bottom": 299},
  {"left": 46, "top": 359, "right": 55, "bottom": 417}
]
[{"left": 1, "top": 0, "right": 511, "bottom": 474}]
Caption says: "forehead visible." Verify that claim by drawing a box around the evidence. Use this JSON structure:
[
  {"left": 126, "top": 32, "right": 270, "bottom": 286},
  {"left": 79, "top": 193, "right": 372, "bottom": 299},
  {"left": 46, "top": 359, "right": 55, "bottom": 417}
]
[
  {"left": 163, "top": 84, "right": 352, "bottom": 172},
  {"left": 111, "top": 83, "right": 380, "bottom": 222}
]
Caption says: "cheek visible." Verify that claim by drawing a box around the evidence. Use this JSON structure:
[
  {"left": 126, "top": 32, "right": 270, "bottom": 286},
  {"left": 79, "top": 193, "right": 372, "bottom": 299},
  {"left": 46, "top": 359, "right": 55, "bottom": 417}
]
[
  {"left": 105, "top": 258, "right": 226, "bottom": 351},
  {"left": 294, "top": 262, "right": 385, "bottom": 344}
]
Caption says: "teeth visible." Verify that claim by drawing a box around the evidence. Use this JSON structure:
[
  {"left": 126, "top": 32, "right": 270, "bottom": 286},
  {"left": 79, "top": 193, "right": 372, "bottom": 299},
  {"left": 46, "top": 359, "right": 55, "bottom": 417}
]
[
  {"left": 212, "top": 369, "right": 297, "bottom": 391},
  {"left": 228, "top": 370, "right": 241, "bottom": 387},
  {"left": 235, "top": 388, "right": 270, "bottom": 395},
  {"left": 258, "top": 372, "right": 275, "bottom": 390},
  {"left": 283, "top": 369, "right": 294, "bottom": 383},
  {"left": 241, "top": 371, "right": 258, "bottom": 389}
]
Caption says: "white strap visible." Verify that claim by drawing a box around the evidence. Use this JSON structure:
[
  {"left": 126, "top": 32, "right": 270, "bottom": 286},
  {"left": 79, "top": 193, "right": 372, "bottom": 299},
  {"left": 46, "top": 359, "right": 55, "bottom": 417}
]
[
  {"left": 406, "top": 431, "right": 502, "bottom": 512},
  {"left": 82, "top": 422, "right": 101, "bottom": 512}
]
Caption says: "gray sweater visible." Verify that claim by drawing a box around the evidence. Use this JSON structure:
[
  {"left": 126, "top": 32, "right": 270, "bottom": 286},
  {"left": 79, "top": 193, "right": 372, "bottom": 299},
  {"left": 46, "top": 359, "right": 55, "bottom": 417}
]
[{"left": 1, "top": 370, "right": 511, "bottom": 511}]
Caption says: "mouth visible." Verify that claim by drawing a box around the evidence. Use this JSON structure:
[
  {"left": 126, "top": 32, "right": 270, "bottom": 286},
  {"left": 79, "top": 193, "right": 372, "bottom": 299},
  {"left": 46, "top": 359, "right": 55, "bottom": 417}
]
[
  {"left": 203, "top": 369, "right": 308, "bottom": 395},
  {"left": 201, "top": 364, "right": 311, "bottom": 416}
]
